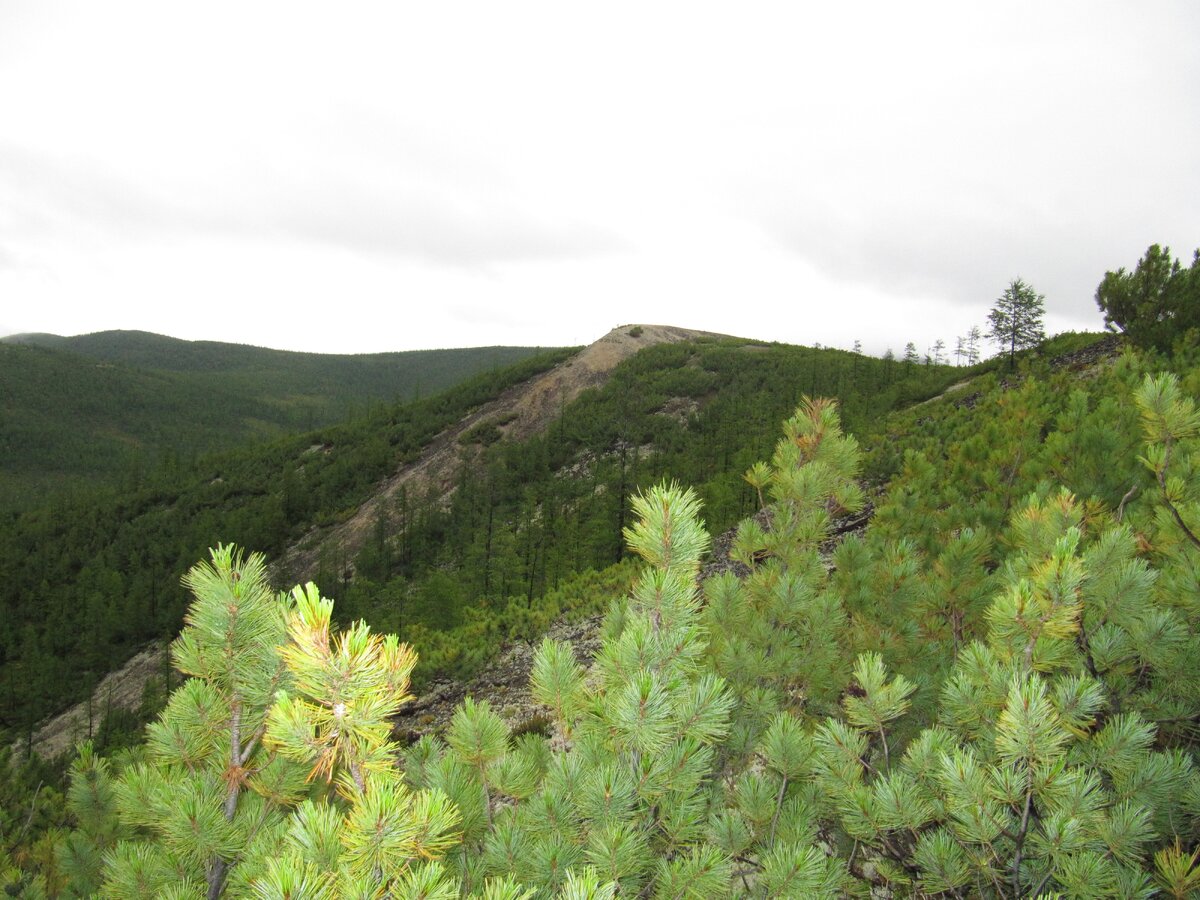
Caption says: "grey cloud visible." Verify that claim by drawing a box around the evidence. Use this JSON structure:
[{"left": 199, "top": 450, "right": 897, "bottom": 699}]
[
  {"left": 750, "top": 190, "right": 1191, "bottom": 328},
  {"left": 0, "top": 144, "right": 192, "bottom": 239},
  {"left": 263, "top": 186, "right": 626, "bottom": 267},
  {"left": 0, "top": 142, "right": 626, "bottom": 267}
]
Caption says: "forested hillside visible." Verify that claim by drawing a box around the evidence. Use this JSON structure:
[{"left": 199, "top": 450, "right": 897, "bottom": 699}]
[
  {"left": 0, "top": 332, "right": 557, "bottom": 512},
  {"left": 6, "top": 306, "right": 1200, "bottom": 895},
  {"left": 0, "top": 348, "right": 577, "bottom": 743},
  {"left": 7, "top": 328, "right": 1200, "bottom": 897},
  {"left": 0, "top": 330, "right": 965, "bottom": 755},
  {"left": 3, "top": 331, "right": 555, "bottom": 409}
]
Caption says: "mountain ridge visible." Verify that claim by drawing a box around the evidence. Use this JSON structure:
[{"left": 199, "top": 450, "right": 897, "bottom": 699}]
[
  {"left": 273, "top": 323, "right": 741, "bottom": 585},
  {"left": 0, "top": 328, "right": 553, "bottom": 361},
  {"left": 10, "top": 323, "right": 739, "bottom": 759},
  {"left": 14, "top": 330, "right": 1122, "bottom": 761}
]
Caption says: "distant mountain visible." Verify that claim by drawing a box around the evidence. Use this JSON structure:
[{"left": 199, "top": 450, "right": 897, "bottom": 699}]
[
  {"left": 2, "top": 329, "right": 559, "bottom": 409},
  {"left": 0, "top": 331, "right": 562, "bottom": 511}
]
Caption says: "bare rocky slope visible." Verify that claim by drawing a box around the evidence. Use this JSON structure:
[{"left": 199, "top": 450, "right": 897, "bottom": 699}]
[
  {"left": 273, "top": 323, "right": 727, "bottom": 586},
  {"left": 14, "top": 644, "right": 170, "bottom": 760}
]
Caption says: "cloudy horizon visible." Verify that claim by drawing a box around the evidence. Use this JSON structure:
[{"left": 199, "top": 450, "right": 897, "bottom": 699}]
[{"left": 1, "top": 2, "right": 1196, "bottom": 356}]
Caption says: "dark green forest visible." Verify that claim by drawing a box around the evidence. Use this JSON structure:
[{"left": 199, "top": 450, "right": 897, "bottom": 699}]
[
  {"left": 8, "top": 332, "right": 1200, "bottom": 896},
  {"left": 4, "top": 246, "right": 1200, "bottom": 895},
  {"left": 0, "top": 348, "right": 578, "bottom": 742},
  {"left": 0, "top": 336, "right": 965, "bottom": 749},
  {"left": 0, "top": 332, "right": 557, "bottom": 512},
  {"left": 2, "top": 330, "right": 557, "bottom": 409}
]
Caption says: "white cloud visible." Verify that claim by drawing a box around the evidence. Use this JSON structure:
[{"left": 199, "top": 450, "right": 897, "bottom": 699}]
[{"left": 0, "top": 1, "right": 1196, "bottom": 353}]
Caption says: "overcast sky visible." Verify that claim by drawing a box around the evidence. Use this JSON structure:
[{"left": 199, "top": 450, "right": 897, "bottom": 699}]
[{"left": 1, "top": 2, "right": 1196, "bottom": 356}]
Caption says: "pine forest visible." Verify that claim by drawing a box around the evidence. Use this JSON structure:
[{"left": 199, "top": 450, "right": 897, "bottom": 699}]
[{"left": 3, "top": 247, "right": 1200, "bottom": 897}]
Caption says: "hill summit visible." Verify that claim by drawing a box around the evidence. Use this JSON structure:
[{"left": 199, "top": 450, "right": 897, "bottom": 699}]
[{"left": 275, "top": 323, "right": 736, "bottom": 584}]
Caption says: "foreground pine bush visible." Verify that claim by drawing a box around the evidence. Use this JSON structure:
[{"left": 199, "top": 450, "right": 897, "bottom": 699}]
[
  {"left": 66, "top": 548, "right": 464, "bottom": 898},
  {"left": 27, "top": 376, "right": 1200, "bottom": 897}
]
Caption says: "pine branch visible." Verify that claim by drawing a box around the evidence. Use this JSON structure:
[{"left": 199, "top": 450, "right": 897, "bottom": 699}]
[
  {"left": 221, "top": 790, "right": 283, "bottom": 877},
  {"left": 767, "top": 774, "right": 788, "bottom": 847},
  {"left": 1075, "top": 623, "right": 1100, "bottom": 683},
  {"left": 205, "top": 696, "right": 246, "bottom": 900},
  {"left": 240, "top": 656, "right": 290, "bottom": 767},
  {"left": 1010, "top": 784, "right": 1034, "bottom": 898},
  {"left": 205, "top": 864, "right": 227, "bottom": 900},
  {"left": 1157, "top": 442, "right": 1200, "bottom": 552},
  {"left": 1029, "top": 869, "right": 1054, "bottom": 898},
  {"left": 225, "top": 699, "right": 242, "bottom": 820},
  {"left": 1116, "top": 483, "right": 1139, "bottom": 522},
  {"left": 238, "top": 723, "right": 266, "bottom": 769},
  {"left": 948, "top": 829, "right": 1010, "bottom": 900},
  {"left": 8, "top": 780, "right": 42, "bottom": 855}
]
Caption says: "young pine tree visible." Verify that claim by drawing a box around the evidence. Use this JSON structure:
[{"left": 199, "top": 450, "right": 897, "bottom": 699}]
[
  {"left": 84, "top": 547, "right": 463, "bottom": 899},
  {"left": 412, "top": 482, "right": 737, "bottom": 895},
  {"left": 809, "top": 489, "right": 1200, "bottom": 897}
]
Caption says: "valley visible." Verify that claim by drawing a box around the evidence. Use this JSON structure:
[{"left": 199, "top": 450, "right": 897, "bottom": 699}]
[{"left": 0, "top": 331, "right": 558, "bottom": 513}]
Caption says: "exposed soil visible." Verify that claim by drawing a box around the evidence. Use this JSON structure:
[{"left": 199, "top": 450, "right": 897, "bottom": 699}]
[
  {"left": 1047, "top": 334, "right": 1123, "bottom": 373},
  {"left": 392, "top": 613, "right": 607, "bottom": 744}
]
